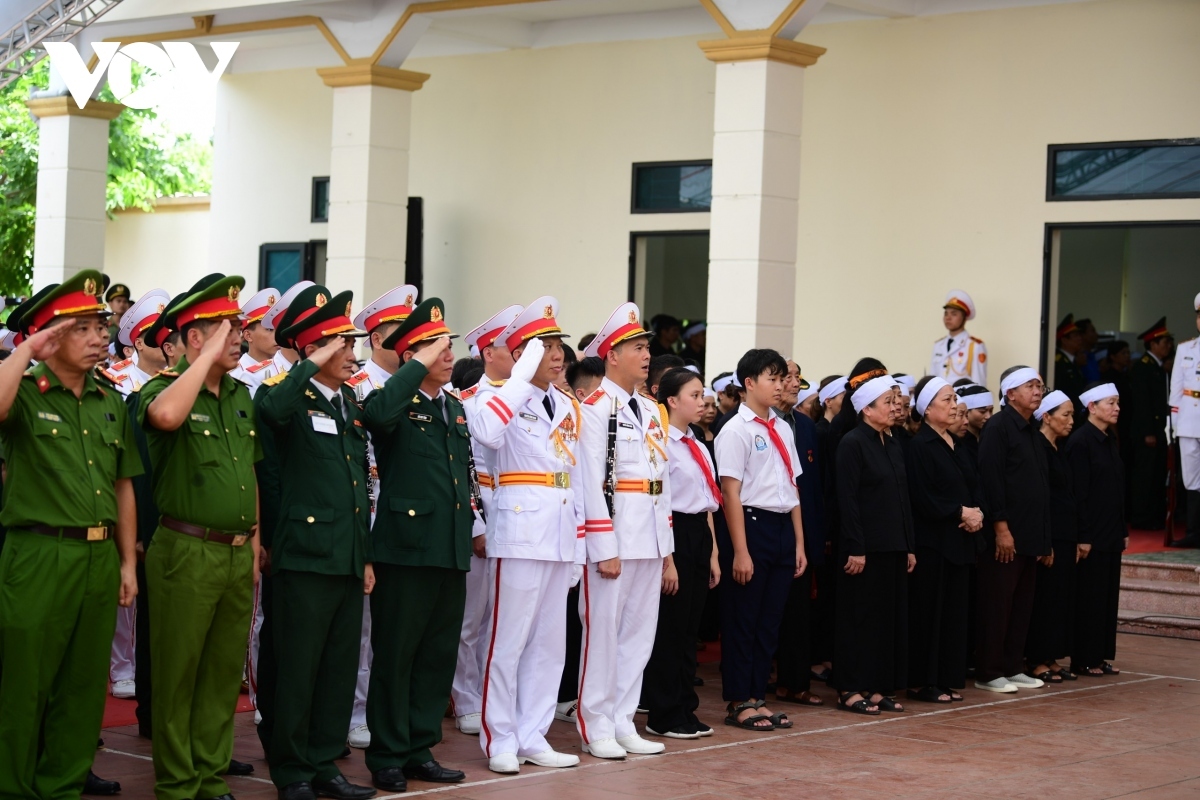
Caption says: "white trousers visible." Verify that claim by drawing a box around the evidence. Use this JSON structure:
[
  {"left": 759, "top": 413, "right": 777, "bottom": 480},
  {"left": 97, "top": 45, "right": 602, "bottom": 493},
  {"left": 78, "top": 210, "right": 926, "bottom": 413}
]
[
  {"left": 479, "top": 558, "right": 571, "bottom": 758},
  {"left": 577, "top": 558, "right": 661, "bottom": 743},
  {"left": 110, "top": 603, "right": 136, "bottom": 683},
  {"left": 247, "top": 579, "right": 265, "bottom": 707},
  {"left": 450, "top": 553, "right": 491, "bottom": 717},
  {"left": 350, "top": 596, "right": 373, "bottom": 731},
  {"left": 1181, "top": 437, "right": 1200, "bottom": 491}
]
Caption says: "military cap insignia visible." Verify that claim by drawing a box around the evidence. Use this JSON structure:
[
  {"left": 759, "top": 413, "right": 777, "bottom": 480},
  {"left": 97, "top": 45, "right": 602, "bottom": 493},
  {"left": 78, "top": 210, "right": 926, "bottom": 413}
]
[
  {"left": 543, "top": 305, "right": 555, "bottom": 319},
  {"left": 267, "top": 294, "right": 276, "bottom": 305},
  {"left": 84, "top": 277, "right": 99, "bottom": 296},
  {"left": 405, "top": 294, "right": 414, "bottom": 305},
  {"left": 627, "top": 310, "right": 638, "bottom": 324},
  {"left": 345, "top": 301, "right": 352, "bottom": 317},
  {"left": 315, "top": 293, "right": 328, "bottom": 307},
  {"left": 227, "top": 285, "right": 240, "bottom": 302},
  {"left": 431, "top": 306, "right": 444, "bottom": 323}
]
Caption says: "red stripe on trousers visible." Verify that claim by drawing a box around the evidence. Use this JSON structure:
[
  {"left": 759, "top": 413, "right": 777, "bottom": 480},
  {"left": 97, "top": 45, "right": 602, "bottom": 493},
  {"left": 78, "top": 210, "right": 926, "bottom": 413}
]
[
  {"left": 479, "top": 558, "right": 503, "bottom": 756},
  {"left": 576, "top": 567, "right": 592, "bottom": 744}
]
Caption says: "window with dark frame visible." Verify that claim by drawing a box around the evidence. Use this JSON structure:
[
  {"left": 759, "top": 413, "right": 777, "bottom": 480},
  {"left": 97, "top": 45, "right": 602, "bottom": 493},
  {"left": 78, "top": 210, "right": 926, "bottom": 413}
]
[
  {"left": 312, "top": 176, "right": 330, "bottom": 222},
  {"left": 1047, "top": 139, "right": 1200, "bottom": 201},
  {"left": 631, "top": 161, "right": 712, "bottom": 213},
  {"left": 259, "top": 242, "right": 309, "bottom": 291}
]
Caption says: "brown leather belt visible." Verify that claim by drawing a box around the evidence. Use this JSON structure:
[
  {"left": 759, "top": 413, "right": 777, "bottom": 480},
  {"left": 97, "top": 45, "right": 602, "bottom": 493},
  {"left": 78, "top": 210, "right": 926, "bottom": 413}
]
[
  {"left": 29, "top": 524, "right": 109, "bottom": 542},
  {"left": 161, "top": 515, "right": 250, "bottom": 547}
]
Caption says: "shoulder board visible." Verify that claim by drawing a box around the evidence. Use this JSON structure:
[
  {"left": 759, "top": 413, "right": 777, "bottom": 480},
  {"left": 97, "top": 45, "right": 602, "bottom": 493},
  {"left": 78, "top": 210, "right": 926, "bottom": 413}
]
[
  {"left": 263, "top": 371, "right": 289, "bottom": 387},
  {"left": 110, "top": 357, "right": 134, "bottom": 371},
  {"left": 638, "top": 391, "right": 655, "bottom": 402},
  {"left": 100, "top": 368, "right": 127, "bottom": 384},
  {"left": 1142, "top": 355, "right": 1152, "bottom": 364},
  {"left": 246, "top": 359, "right": 272, "bottom": 374},
  {"left": 156, "top": 369, "right": 180, "bottom": 378},
  {"left": 933, "top": 335, "right": 945, "bottom": 343},
  {"left": 459, "top": 385, "right": 479, "bottom": 400},
  {"left": 1055, "top": 352, "right": 1065, "bottom": 362},
  {"left": 970, "top": 336, "right": 984, "bottom": 344},
  {"left": 345, "top": 371, "right": 370, "bottom": 387},
  {"left": 446, "top": 388, "right": 462, "bottom": 401},
  {"left": 583, "top": 387, "right": 606, "bottom": 406},
  {"left": 553, "top": 384, "right": 575, "bottom": 400},
  {"left": 487, "top": 379, "right": 507, "bottom": 387}
]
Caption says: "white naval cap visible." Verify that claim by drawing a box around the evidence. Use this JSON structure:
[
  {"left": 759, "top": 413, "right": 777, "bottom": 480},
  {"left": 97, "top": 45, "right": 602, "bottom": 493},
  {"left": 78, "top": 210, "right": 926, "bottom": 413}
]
[
  {"left": 262, "top": 281, "right": 315, "bottom": 332},
  {"left": 943, "top": 290, "right": 976, "bottom": 321},
  {"left": 0, "top": 329, "right": 18, "bottom": 352},
  {"left": 583, "top": 301, "right": 652, "bottom": 359},
  {"left": 118, "top": 288, "right": 170, "bottom": 347},
  {"left": 1194, "top": 291, "right": 1200, "bottom": 311},
  {"left": 465, "top": 304, "right": 524, "bottom": 357},
  {"left": 499, "top": 297, "right": 570, "bottom": 354},
  {"left": 240, "top": 287, "right": 279, "bottom": 328},
  {"left": 353, "top": 285, "right": 419, "bottom": 334}
]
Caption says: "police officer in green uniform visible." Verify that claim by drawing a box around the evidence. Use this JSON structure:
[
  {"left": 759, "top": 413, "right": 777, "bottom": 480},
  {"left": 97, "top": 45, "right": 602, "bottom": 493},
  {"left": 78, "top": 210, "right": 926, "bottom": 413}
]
[
  {"left": 256, "top": 285, "right": 376, "bottom": 800},
  {"left": 362, "top": 298, "right": 472, "bottom": 792},
  {"left": 138, "top": 274, "right": 262, "bottom": 800},
  {"left": 1128, "top": 317, "right": 1173, "bottom": 530},
  {"left": 1054, "top": 313, "right": 1086, "bottom": 413},
  {"left": 105, "top": 282, "right": 132, "bottom": 348},
  {"left": 0, "top": 270, "right": 141, "bottom": 800}
]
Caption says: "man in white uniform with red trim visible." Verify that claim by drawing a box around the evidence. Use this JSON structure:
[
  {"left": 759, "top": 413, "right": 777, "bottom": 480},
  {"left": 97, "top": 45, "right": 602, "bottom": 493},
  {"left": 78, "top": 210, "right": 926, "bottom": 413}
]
[
  {"left": 451, "top": 304, "right": 522, "bottom": 736},
  {"left": 930, "top": 290, "right": 987, "bottom": 386},
  {"left": 469, "top": 298, "right": 584, "bottom": 773},
  {"left": 229, "top": 287, "right": 280, "bottom": 394},
  {"left": 576, "top": 302, "right": 673, "bottom": 759}
]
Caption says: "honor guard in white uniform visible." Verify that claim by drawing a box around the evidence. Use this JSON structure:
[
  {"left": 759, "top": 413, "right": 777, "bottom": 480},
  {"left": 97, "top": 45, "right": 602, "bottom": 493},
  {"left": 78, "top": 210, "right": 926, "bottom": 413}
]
[
  {"left": 469, "top": 298, "right": 584, "bottom": 773},
  {"left": 104, "top": 289, "right": 171, "bottom": 397},
  {"left": 576, "top": 303, "right": 673, "bottom": 760},
  {"left": 930, "top": 290, "right": 987, "bottom": 386},
  {"left": 341, "top": 284, "right": 418, "bottom": 748},
  {"left": 229, "top": 287, "right": 279, "bottom": 394},
  {"left": 451, "top": 303, "right": 522, "bottom": 737},
  {"left": 1169, "top": 291, "right": 1200, "bottom": 547}
]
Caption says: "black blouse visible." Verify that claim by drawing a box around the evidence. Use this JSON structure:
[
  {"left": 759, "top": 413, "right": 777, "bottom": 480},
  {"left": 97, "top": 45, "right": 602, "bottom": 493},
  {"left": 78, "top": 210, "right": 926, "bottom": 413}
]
[
  {"left": 906, "top": 424, "right": 976, "bottom": 566},
  {"left": 1064, "top": 421, "right": 1126, "bottom": 552},
  {"left": 836, "top": 423, "right": 915, "bottom": 557},
  {"left": 1040, "top": 434, "right": 1077, "bottom": 543},
  {"left": 978, "top": 404, "right": 1052, "bottom": 557}
]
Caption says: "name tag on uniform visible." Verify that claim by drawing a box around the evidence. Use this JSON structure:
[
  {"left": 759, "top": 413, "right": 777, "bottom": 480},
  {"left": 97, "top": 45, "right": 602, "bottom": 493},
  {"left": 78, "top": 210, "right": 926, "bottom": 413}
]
[
  {"left": 619, "top": 421, "right": 635, "bottom": 430},
  {"left": 311, "top": 415, "right": 337, "bottom": 435},
  {"left": 36, "top": 411, "right": 61, "bottom": 422},
  {"left": 190, "top": 413, "right": 210, "bottom": 423},
  {"left": 409, "top": 411, "right": 433, "bottom": 423},
  {"left": 520, "top": 412, "right": 539, "bottom": 421}
]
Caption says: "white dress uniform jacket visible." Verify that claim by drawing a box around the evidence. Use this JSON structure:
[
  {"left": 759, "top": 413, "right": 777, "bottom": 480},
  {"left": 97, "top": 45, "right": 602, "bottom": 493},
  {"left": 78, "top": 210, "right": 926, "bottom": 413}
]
[
  {"left": 230, "top": 351, "right": 275, "bottom": 396},
  {"left": 103, "top": 356, "right": 152, "bottom": 397},
  {"left": 930, "top": 329, "right": 987, "bottom": 386},
  {"left": 1170, "top": 337, "right": 1200, "bottom": 490}
]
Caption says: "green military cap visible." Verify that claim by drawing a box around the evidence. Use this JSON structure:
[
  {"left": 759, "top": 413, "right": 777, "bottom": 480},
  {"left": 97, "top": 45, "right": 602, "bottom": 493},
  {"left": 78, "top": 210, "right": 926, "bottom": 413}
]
[
  {"left": 165, "top": 273, "right": 245, "bottom": 330},
  {"left": 22, "top": 269, "right": 110, "bottom": 335},
  {"left": 381, "top": 297, "right": 457, "bottom": 354},
  {"left": 275, "top": 284, "right": 366, "bottom": 351},
  {"left": 105, "top": 283, "right": 132, "bottom": 303},
  {"left": 5, "top": 284, "right": 58, "bottom": 342}
]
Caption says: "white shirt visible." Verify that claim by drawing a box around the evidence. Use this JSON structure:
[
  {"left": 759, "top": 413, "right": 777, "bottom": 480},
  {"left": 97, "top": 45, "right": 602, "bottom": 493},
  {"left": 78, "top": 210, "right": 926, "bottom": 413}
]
[
  {"left": 667, "top": 425, "right": 720, "bottom": 515},
  {"left": 930, "top": 329, "right": 987, "bottom": 385},
  {"left": 714, "top": 404, "right": 801, "bottom": 514},
  {"left": 1171, "top": 337, "right": 1200, "bottom": 438}
]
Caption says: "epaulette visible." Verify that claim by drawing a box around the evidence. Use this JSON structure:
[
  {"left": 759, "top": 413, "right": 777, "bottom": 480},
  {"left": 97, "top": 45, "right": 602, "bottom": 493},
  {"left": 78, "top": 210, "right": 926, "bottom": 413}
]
[
  {"left": 1055, "top": 352, "right": 1067, "bottom": 362},
  {"left": 157, "top": 369, "right": 180, "bottom": 378},
  {"left": 459, "top": 385, "right": 479, "bottom": 400},
  {"left": 487, "top": 379, "right": 506, "bottom": 387},
  {"left": 553, "top": 384, "right": 575, "bottom": 400},
  {"left": 263, "top": 371, "right": 289, "bottom": 387},
  {"left": 638, "top": 391, "right": 655, "bottom": 402},
  {"left": 1142, "top": 355, "right": 1152, "bottom": 364},
  {"left": 246, "top": 359, "right": 272, "bottom": 374},
  {"left": 583, "top": 387, "right": 606, "bottom": 406},
  {"left": 345, "top": 371, "right": 370, "bottom": 387},
  {"left": 100, "top": 368, "right": 127, "bottom": 384},
  {"left": 970, "top": 336, "right": 984, "bottom": 344},
  {"left": 110, "top": 357, "right": 134, "bottom": 371}
]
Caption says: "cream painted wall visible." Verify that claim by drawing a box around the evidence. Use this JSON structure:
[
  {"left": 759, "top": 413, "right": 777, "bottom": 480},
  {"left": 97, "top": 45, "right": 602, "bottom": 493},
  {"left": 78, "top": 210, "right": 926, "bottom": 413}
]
[{"left": 104, "top": 202, "right": 211, "bottom": 296}]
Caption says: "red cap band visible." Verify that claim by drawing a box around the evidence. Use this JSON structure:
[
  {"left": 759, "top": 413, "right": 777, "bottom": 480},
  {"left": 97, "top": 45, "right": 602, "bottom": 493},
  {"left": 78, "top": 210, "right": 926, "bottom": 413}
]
[
  {"left": 392, "top": 320, "right": 451, "bottom": 354},
  {"left": 28, "top": 290, "right": 106, "bottom": 333},
  {"left": 504, "top": 318, "right": 562, "bottom": 353},
  {"left": 597, "top": 322, "right": 644, "bottom": 359}
]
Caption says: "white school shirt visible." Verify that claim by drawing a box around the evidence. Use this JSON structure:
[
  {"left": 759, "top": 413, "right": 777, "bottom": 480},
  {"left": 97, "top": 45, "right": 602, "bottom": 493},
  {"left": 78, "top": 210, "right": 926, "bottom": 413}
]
[
  {"left": 666, "top": 425, "right": 720, "bottom": 515},
  {"left": 713, "top": 403, "right": 801, "bottom": 514}
]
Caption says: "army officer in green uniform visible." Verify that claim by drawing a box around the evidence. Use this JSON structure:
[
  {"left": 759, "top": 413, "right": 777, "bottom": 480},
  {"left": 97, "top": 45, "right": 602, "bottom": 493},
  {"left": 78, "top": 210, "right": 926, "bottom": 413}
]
[
  {"left": 0, "top": 270, "right": 141, "bottom": 800},
  {"left": 257, "top": 285, "right": 376, "bottom": 800},
  {"left": 1128, "top": 317, "right": 1173, "bottom": 530},
  {"left": 139, "top": 274, "right": 262, "bottom": 800},
  {"left": 362, "top": 298, "right": 473, "bottom": 793}
]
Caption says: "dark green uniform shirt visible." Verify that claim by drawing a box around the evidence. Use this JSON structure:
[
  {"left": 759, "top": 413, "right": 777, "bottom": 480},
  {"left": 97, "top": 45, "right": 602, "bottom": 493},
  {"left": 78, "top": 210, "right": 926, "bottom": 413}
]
[
  {"left": 0, "top": 362, "right": 142, "bottom": 529},
  {"left": 362, "top": 358, "right": 472, "bottom": 571},
  {"left": 256, "top": 358, "right": 372, "bottom": 577},
  {"left": 138, "top": 355, "right": 262, "bottom": 532}
]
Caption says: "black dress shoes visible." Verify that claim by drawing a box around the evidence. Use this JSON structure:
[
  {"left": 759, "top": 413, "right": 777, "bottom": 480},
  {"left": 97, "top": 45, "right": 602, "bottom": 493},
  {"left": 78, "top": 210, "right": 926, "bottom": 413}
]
[
  {"left": 402, "top": 761, "right": 464, "bottom": 783},
  {"left": 83, "top": 771, "right": 121, "bottom": 796},
  {"left": 312, "top": 774, "right": 377, "bottom": 799},
  {"left": 278, "top": 782, "right": 317, "bottom": 800},
  {"left": 205, "top": 795, "right": 236, "bottom": 800},
  {"left": 371, "top": 768, "right": 407, "bottom": 792},
  {"left": 226, "top": 759, "right": 255, "bottom": 776}
]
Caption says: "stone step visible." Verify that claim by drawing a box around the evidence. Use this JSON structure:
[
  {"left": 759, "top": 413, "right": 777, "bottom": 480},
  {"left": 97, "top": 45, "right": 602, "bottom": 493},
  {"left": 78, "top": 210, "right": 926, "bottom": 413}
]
[
  {"left": 1121, "top": 559, "right": 1200, "bottom": 584},
  {"left": 1118, "top": 609, "right": 1200, "bottom": 641},
  {"left": 1120, "top": 578, "right": 1200, "bottom": 617}
]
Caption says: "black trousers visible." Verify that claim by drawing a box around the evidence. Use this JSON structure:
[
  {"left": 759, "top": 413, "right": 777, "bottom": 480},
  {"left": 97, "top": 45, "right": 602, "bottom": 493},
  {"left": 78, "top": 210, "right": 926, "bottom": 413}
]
[
  {"left": 1131, "top": 439, "right": 1167, "bottom": 529},
  {"left": 775, "top": 575, "right": 812, "bottom": 694},
  {"left": 718, "top": 507, "right": 795, "bottom": 701},
  {"left": 809, "top": 560, "right": 837, "bottom": 665},
  {"left": 833, "top": 550, "right": 908, "bottom": 695},
  {"left": 1025, "top": 539, "right": 1076, "bottom": 667},
  {"left": 644, "top": 512, "right": 712, "bottom": 731},
  {"left": 134, "top": 559, "right": 153, "bottom": 738},
  {"left": 907, "top": 547, "right": 969, "bottom": 691},
  {"left": 1072, "top": 550, "right": 1122, "bottom": 670},
  {"left": 557, "top": 585, "right": 582, "bottom": 704},
  {"left": 975, "top": 553, "right": 1037, "bottom": 683}
]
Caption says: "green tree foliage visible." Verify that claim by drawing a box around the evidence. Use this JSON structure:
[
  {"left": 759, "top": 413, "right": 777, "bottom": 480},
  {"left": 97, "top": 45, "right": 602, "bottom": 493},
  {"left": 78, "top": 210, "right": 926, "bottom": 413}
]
[{"left": 0, "top": 61, "right": 212, "bottom": 295}]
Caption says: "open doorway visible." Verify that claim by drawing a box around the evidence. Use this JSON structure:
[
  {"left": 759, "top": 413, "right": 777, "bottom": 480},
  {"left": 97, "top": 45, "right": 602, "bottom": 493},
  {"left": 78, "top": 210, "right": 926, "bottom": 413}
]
[{"left": 628, "top": 231, "right": 709, "bottom": 326}]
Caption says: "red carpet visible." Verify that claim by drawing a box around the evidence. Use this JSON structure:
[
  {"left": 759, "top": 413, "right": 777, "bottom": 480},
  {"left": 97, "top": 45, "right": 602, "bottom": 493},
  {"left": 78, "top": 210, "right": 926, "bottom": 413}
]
[
  {"left": 1126, "top": 523, "right": 1188, "bottom": 555},
  {"left": 103, "top": 689, "right": 254, "bottom": 729}
]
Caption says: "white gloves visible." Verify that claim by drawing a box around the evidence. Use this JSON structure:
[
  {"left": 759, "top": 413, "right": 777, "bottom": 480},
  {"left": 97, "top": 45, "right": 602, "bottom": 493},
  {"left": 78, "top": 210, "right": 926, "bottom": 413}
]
[
  {"left": 571, "top": 563, "right": 583, "bottom": 588},
  {"left": 510, "top": 337, "right": 544, "bottom": 383}
]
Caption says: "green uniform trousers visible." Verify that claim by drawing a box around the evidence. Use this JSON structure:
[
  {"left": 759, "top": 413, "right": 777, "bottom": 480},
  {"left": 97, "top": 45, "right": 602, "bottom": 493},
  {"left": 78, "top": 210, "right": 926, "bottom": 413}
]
[
  {"left": 268, "top": 571, "right": 363, "bottom": 787},
  {"left": 0, "top": 531, "right": 118, "bottom": 800},
  {"left": 365, "top": 565, "right": 466, "bottom": 772},
  {"left": 146, "top": 527, "right": 253, "bottom": 800}
]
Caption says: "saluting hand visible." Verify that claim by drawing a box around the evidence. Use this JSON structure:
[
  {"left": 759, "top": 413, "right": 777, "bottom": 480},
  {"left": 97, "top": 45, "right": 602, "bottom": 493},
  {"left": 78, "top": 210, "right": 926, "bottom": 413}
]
[
  {"left": 24, "top": 323, "right": 70, "bottom": 362},
  {"left": 309, "top": 335, "right": 348, "bottom": 368},
  {"left": 199, "top": 320, "right": 233, "bottom": 361},
  {"left": 511, "top": 337, "right": 545, "bottom": 383},
  {"left": 413, "top": 335, "right": 452, "bottom": 368}
]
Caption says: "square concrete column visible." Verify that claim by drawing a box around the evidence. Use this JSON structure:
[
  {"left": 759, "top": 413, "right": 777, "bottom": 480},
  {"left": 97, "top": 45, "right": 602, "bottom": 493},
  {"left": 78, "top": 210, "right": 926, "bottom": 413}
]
[
  {"left": 317, "top": 65, "right": 428, "bottom": 305},
  {"left": 699, "top": 38, "right": 824, "bottom": 370},
  {"left": 26, "top": 96, "right": 123, "bottom": 289}
]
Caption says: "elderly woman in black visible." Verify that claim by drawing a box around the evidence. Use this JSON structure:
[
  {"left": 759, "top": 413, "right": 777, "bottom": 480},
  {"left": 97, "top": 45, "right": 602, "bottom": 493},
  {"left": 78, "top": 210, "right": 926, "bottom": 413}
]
[
  {"left": 1066, "top": 383, "right": 1126, "bottom": 676},
  {"left": 1024, "top": 390, "right": 1078, "bottom": 684},
  {"left": 905, "top": 378, "right": 983, "bottom": 704},
  {"left": 834, "top": 373, "right": 916, "bottom": 715}
]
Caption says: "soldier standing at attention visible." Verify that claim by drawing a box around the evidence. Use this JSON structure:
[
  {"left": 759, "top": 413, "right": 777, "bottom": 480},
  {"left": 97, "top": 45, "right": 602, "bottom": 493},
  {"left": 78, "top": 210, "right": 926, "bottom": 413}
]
[
  {"left": 139, "top": 274, "right": 262, "bottom": 800},
  {"left": 105, "top": 281, "right": 132, "bottom": 347},
  {"left": 1054, "top": 314, "right": 1086, "bottom": 412},
  {"left": 929, "top": 291, "right": 986, "bottom": 386},
  {"left": 362, "top": 298, "right": 473, "bottom": 792},
  {"left": 257, "top": 285, "right": 376, "bottom": 800},
  {"left": 230, "top": 287, "right": 280, "bottom": 394},
  {"left": 1169, "top": 294, "right": 1200, "bottom": 548},
  {"left": 1128, "top": 318, "right": 1173, "bottom": 530}
]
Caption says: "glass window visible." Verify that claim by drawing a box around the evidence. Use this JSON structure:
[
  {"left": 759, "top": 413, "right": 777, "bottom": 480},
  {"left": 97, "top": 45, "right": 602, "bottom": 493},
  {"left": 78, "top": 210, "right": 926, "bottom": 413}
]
[
  {"left": 632, "top": 161, "right": 712, "bottom": 213},
  {"left": 312, "top": 176, "right": 330, "bottom": 222},
  {"left": 259, "top": 243, "right": 305, "bottom": 291},
  {"left": 1048, "top": 140, "right": 1200, "bottom": 200}
]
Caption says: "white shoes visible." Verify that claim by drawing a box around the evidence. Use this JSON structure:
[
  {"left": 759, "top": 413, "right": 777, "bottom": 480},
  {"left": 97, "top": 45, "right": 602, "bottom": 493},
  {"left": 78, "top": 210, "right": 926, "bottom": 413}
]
[
  {"left": 616, "top": 733, "right": 665, "bottom": 755},
  {"left": 254, "top": 708, "right": 262, "bottom": 725},
  {"left": 1007, "top": 673, "right": 1046, "bottom": 689},
  {"left": 111, "top": 679, "right": 136, "bottom": 699},
  {"left": 488, "top": 753, "right": 520, "bottom": 774},
  {"left": 581, "top": 738, "right": 627, "bottom": 759},
  {"left": 554, "top": 700, "right": 578, "bottom": 723},
  {"left": 347, "top": 724, "right": 371, "bottom": 749},
  {"left": 975, "top": 677, "right": 1018, "bottom": 693},
  {"left": 456, "top": 712, "right": 481, "bottom": 735},
  {"left": 522, "top": 750, "right": 580, "bottom": 768}
]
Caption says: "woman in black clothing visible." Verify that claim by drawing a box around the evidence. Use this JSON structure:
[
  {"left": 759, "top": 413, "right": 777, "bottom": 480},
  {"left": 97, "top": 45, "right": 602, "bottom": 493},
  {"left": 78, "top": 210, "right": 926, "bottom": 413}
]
[
  {"left": 1025, "top": 390, "right": 1078, "bottom": 684},
  {"left": 1066, "top": 383, "right": 1126, "bottom": 676},
  {"left": 834, "top": 374, "right": 916, "bottom": 715},
  {"left": 905, "top": 378, "right": 983, "bottom": 704}
]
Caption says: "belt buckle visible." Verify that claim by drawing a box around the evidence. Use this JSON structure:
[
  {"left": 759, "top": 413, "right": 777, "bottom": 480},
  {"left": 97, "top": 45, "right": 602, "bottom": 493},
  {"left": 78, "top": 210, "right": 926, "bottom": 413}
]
[
  {"left": 647, "top": 480, "right": 663, "bottom": 496},
  {"left": 231, "top": 534, "right": 248, "bottom": 547},
  {"left": 553, "top": 472, "right": 570, "bottom": 489},
  {"left": 87, "top": 526, "right": 108, "bottom": 541}
]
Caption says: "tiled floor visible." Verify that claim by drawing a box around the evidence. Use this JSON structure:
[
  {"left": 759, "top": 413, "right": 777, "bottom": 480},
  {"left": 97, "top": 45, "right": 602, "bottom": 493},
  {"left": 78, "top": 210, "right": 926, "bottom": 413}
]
[{"left": 92, "top": 633, "right": 1200, "bottom": 799}]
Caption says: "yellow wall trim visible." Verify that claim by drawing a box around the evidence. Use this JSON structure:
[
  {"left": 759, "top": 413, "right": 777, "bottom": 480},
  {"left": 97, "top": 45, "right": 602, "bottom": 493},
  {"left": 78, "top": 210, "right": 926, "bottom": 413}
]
[
  {"left": 98, "top": 15, "right": 353, "bottom": 65},
  {"left": 698, "top": 35, "right": 825, "bottom": 67},
  {"left": 112, "top": 195, "right": 212, "bottom": 214},
  {"left": 697, "top": 0, "right": 737, "bottom": 38},
  {"left": 768, "top": 0, "right": 813, "bottom": 36},
  {"left": 317, "top": 64, "right": 431, "bottom": 91},
  {"left": 369, "top": 0, "right": 554, "bottom": 64},
  {"left": 25, "top": 97, "right": 123, "bottom": 120}
]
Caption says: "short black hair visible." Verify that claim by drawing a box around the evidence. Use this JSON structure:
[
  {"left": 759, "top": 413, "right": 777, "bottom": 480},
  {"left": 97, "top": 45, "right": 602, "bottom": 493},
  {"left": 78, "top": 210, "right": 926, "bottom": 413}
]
[
  {"left": 457, "top": 365, "right": 485, "bottom": 391},
  {"left": 578, "top": 333, "right": 597, "bottom": 351},
  {"left": 179, "top": 317, "right": 219, "bottom": 345},
  {"left": 1107, "top": 340, "right": 1129, "bottom": 356},
  {"left": 952, "top": 377, "right": 976, "bottom": 387},
  {"left": 648, "top": 354, "right": 685, "bottom": 391},
  {"left": 736, "top": 348, "right": 787, "bottom": 387},
  {"left": 562, "top": 342, "right": 577, "bottom": 366},
  {"left": 567, "top": 356, "right": 605, "bottom": 391},
  {"left": 656, "top": 367, "right": 702, "bottom": 406},
  {"left": 451, "top": 356, "right": 483, "bottom": 390}
]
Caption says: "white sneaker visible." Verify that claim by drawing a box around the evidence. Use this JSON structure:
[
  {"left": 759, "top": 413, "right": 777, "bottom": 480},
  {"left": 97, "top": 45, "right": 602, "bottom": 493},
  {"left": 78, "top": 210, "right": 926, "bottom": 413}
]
[
  {"left": 111, "top": 679, "right": 136, "bottom": 699},
  {"left": 456, "top": 712, "right": 481, "bottom": 735},
  {"left": 554, "top": 700, "right": 578, "bottom": 723},
  {"left": 1007, "top": 673, "right": 1046, "bottom": 689},
  {"left": 521, "top": 750, "right": 580, "bottom": 768},
  {"left": 616, "top": 733, "right": 665, "bottom": 755},
  {"left": 974, "top": 677, "right": 1018, "bottom": 693},
  {"left": 488, "top": 753, "right": 520, "bottom": 774},
  {"left": 581, "top": 738, "right": 626, "bottom": 759},
  {"left": 347, "top": 724, "right": 371, "bottom": 749},
  {"left": 254, "top": 708, "right": 262, "bottom": 725}
]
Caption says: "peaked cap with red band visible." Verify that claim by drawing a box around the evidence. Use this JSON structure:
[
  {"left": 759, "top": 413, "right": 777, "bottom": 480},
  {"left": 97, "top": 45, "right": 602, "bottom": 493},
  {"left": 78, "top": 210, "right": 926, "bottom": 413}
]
[
  {"left": 353, "top": 285, "right": 419, "bottom": 334},
  {"left": 166, "top": 273, "right": 245, "bottom": 330},
  {"left": 23, "top": 269, "right": 110, "bottom": 335},
  {"left": 240, "top": 287, "right": 279, "bottom": 329},
  {"left": 583, "top": 301, "right": 652, "bottom": 359},
  {"left": 1056, "top": 313, "right": 1078, "bottom": 340},
  {"left": 262, "top": 281, "right": 315, "bottom": 333},
  {"left": 5, "top": 284, "right": 58, "bottom": 345},
  {"left": 465, "top": 304, "right": 523, "bottom": 357},
  {"left": 942, "top": 289, "right": 975, "bottom": 321},
  {"left": 118, "top": 288, "right": 171, "bottom": 347},
  {"left": 276, "top": 285, "right": 366, "bottom": 351},
  {"left": 142, "top": 290, "right": 187, "bottom": 350},
  {"left": 382, "top": 297, "right": 457, "bottom": 354},
  {"left": 498, "top": 296, "right": 570, "bottom": 353},
  {"left": 1138, "top": 316, "right": 1172, "bottom": 343}
]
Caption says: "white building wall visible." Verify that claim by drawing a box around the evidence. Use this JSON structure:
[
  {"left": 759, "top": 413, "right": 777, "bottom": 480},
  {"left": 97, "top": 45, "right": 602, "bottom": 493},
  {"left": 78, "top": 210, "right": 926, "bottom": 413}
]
[{"left": 105, "top": 200, "right": 211, "bottom": 295}]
